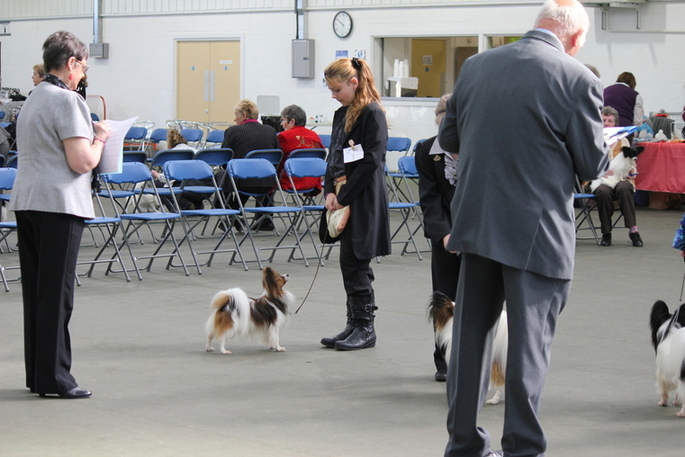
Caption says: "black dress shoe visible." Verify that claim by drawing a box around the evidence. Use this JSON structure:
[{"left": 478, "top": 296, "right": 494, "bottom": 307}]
[
  {"left": 435, "top": 371, "right": 447, "bottom": 382},
  {"left": 39, "top": 387, "right": 92, "bottom": 399},
  {"left": 629, "top": 231, "right": 643, "bottom": 247},
  {"left": 60, "top": 387, "right": 92, "bottom": 399},
  {"left": 600, "top": 233, "right": 611, "bottom": 246}
]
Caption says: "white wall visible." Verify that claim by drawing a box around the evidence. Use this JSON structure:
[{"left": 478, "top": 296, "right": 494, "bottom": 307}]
[{"left": 1, "top": 3, "right": 684, "bottom": 141}]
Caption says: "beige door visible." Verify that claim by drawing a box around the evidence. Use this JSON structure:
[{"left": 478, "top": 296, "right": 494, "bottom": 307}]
[
  {"left": 411, "top": 39, "right": 446, "bottom": 98},
  {"left": 176, "top": 40, "right": 240, "bottom": 123}
]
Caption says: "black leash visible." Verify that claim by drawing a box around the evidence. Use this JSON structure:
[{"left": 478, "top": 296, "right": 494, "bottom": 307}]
[
  {"left": 680, "top": 256, "right": 685, "bottom": 302},
  {"left": 294, "top": 249, "right": 324, "bottom": 314}
]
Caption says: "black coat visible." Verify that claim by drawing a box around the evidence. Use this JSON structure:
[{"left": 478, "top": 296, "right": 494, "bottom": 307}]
[
  {"left": 415, "top": 136, "right": 455, "bottom": 242},
  {"left": 325, "top": 102, "right": 391, "bottom": 259}
]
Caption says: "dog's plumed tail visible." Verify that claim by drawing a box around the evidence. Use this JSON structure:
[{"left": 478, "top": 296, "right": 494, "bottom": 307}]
[
  {"left": 428, "top": 291, "right": 455, "bottom": 364},
  {"left": 490, "top": 310, "right": 508, "bottom": 388},
  {"left": 207, "top": 288, "right": 252, "bottom": 338}
]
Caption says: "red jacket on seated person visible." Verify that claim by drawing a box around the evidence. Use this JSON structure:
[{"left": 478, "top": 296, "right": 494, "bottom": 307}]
[{"left": 277, "top": 125, "right": 324, "bottom": 195}]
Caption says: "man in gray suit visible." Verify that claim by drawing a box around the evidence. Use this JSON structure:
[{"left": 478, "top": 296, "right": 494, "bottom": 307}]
[{"left": 438, "top": 1, "right": 609, "bottom": 456}]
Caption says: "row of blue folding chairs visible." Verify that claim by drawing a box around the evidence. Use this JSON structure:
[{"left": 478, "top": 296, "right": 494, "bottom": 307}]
[{"left": 96, "top": 156, "right": 329, "bottom": 280}]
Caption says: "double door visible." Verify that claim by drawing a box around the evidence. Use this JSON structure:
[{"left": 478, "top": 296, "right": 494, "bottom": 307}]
[{"left": 176, "top": 40, "right": 240, "bottom": 123}]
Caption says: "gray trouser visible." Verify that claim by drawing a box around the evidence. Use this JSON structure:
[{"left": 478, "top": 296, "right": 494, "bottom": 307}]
[{"left": 444, "top": 253, "right": 570, "bottom": 457}]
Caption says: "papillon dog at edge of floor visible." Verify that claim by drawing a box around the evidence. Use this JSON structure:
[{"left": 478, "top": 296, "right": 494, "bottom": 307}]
[
  {"left": 205, "top": 267, "right": 294, "bottom": 355},
  {"left": 428, "top": 291, "right": 508, "bottom": 405},
  {"left": 649, "top": 300, "right": 685, "bottom": 417}
]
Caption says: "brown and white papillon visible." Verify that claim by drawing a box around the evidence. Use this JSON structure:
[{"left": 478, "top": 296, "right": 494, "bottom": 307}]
[
  {"left": 650, "top": 300, "right": 685, "bottom": 417},
  {"left": 428, "top": 291, "right": 508, "bottom": 405},
  {"left": 205, "top": 267, "right": 294, "bottom": 354}
]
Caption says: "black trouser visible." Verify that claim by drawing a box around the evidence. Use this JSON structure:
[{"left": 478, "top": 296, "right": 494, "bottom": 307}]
[
  {"left": 338, "top": 230, "right": 375, "bottom": 300},
  {"left": 16, "top": 211, "right": 84, "bottom": 395},
  {"left": 594, "top": 181, "right": 636, "bottom": 234},
  {"left": 430, "top": 237, "right": 461, "bottom": 373}
]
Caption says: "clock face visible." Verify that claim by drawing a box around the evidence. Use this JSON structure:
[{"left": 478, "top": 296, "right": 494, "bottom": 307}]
[{"left": 333, "top": 11, "right": 352, "bottom": 38}]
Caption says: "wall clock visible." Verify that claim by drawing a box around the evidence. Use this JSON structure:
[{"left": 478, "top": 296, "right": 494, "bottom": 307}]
[{"left": 333, "top": 11, "right": 353, "bottom": 38}]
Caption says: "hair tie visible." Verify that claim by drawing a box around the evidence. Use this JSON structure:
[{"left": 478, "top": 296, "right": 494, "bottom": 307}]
[{"left": 351, "top": 57, "right": 361, "bottom": 70}]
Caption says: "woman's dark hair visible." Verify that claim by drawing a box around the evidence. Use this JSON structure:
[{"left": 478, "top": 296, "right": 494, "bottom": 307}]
[
  {"left": 42, "top": 30, "right": 88, "bottom": 73},
  {"left": 616, "top": 72, "right": 637, "bottom": 90}
]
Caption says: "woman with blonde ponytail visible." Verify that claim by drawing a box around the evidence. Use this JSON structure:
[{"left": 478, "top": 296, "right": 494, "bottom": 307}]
[{"left": 320, "top": 57, "right": 391, "bottom": 351}]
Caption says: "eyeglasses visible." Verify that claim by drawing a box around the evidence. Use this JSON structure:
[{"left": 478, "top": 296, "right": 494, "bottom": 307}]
[{"left": 75, "top": 60, "right": 89, "bottom": 73}]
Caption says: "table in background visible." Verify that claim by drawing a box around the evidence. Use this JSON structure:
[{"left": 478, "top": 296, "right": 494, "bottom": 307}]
[{"left": 634, "top": 142, "right": 685, "bottom": 194}]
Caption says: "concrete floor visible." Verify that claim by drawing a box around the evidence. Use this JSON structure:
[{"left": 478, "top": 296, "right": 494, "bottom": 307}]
[{"left": 1, "top": 206, "right": 685, "bottom": 457}]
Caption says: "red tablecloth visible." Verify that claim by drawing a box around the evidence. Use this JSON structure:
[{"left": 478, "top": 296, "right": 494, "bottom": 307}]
[{"left": 634, "top": 142, "right": 685, "bottom": 194}]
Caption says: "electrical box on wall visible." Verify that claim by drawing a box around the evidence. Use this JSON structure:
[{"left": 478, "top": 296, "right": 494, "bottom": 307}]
[
  {"left": 90, "top": 42, "right": 109, "bottom": 59},
  {"left": 292, "top": 39, "right": 315, "bottom": 79}
]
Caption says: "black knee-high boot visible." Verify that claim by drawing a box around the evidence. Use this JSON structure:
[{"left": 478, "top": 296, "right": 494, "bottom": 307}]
[
  {"left": 334, "top": 298, "right": 377, "bottom": 351},
  {"left": 321, "top": 300, "right": 354, "bottom": 348}
]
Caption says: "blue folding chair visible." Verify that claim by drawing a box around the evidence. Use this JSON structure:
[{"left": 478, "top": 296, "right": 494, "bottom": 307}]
[
  {"left": 124, "top": 126, "right": 149, "bottom": 151},
  {"left": 283, "top": 157, "right": 328, "bottom": 265},
  {"left": 204, "top": 129, "right": 225, "bottom": 147},
  {"left": 149, "top": 128, "right": 168, "bottom": 144},
  {"left": 0, "top": 167, "right": 15, "bottom": 204},
  {"left": 387, "top": 136, "right": 412, "bottom": 155},
  {"left": 318, "top": 134, "right": 331, "bottom": 149},
  {"left": 226, "top": 158, "right": 309, "bottom": 268},
  {"left": 123, "top": 151, "right": 148, "bottom": 163},
  {"left": 102, "top": 162, "right": 189, "bottom": 279},
  {"left": 0, "top": 168, "right": 19, "bottom": 288},
  {"left": 163, "top": 160, "right": 247, "bottom": 272},
  {"left": 245, "top": 149, "right": 283, "bottom": 167},
  {"left": 288, "top": 148, "right": 327, "bottom": 160},
  {"left": 180, "top": 128, "right": 203, "bottom": 147},
  {"left": 194, "top": 148, "right": 233, "bottom": 168},
  {"left": 77, "top": 190, "right": 132, "bottom": 283}
]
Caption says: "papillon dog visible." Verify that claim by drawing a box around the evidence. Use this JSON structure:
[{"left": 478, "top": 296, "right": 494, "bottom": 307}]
[
  {"left": 589, "top": 145, "right": 644, "bottom": 192},
  {"left": 428, "top": 291, "right": 508, "bottom": 405},
  {"left": 649, "top": 300, "right": 685, "bottom": 417},
  {"left": 205, "top": 267, "right": 294, "bottom": 354}
]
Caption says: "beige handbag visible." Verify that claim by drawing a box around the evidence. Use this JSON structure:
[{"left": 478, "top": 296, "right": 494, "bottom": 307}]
[{"left": 326, "top": 180, "right": 350, "bottom": 238}]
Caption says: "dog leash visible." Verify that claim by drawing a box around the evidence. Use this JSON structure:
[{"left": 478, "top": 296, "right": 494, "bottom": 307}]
[
  {"left": 294, "top": 249, "right": 324, "bottom": 314},
  {"left": 680, "top": 260, "right": 685, "bottom": 303}
]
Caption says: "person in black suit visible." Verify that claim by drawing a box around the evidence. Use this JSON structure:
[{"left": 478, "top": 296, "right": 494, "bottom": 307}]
[
  {"left": 217, "top": 99, "right": 280, "bottom": 230},
  {"left": 319, "top": 57, "right": 391, "bottom": 351},
  {"left": 415, "top": 93, "right": 460, "bottom": 382},
  {"left": 438, "top": 1, "right": 608, "bottom": 455}
]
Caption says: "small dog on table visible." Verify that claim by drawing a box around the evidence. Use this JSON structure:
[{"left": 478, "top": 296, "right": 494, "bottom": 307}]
[
  {"left": 205, "top": 267, "right": 294, "bottom": 355},
  {"left": 428, "top": 291, "right": 508, "bottom": 405},
  {"left": 649, "top": 300, "right": 685, "bottom": 417}
]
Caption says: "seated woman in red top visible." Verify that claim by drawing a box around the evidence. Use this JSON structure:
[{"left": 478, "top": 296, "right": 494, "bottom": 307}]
[{"left": 277, "top": 104, "right": 324, "bottom": 196}]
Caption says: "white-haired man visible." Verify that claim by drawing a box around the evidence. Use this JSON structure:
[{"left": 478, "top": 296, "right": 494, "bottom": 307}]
[{"left": 438, "top": 1, "right": 609, "bottom": 456}]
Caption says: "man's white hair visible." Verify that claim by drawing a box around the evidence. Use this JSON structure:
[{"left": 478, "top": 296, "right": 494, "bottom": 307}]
[{"left": 535, "top": 0, "right": 590, "bottom": 48}]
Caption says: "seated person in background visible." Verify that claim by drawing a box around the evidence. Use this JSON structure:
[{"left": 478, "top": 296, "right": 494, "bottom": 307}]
[
  {"left": 150, "top": 130, "right": 204, "bottom": 210},
  {"left": 594, "top": 106, "right": 643, "bottom": 247},
  {"left": 166, "top": 128, "right": 197, "bottom": 152},
  {"left": 31, "top": 63, "right": 46, "bottom": 87},
  {"left": 217, "top": 99, "right": 280, "bottom": 230},
  {"left": 277, "top": 104, "right": 324, "bottom": 196}
]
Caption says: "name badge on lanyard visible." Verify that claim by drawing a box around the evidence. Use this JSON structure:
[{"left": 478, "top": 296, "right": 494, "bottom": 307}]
[{"left": 343, "top": 140, "right": 364, "bottom": 163}]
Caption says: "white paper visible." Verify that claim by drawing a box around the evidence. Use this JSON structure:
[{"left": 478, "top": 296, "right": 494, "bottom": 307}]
[
  {"left": 98, "top": 116, "right": 139, "bottom": 174},
  {"left": 604, "top": 125, "right": 637, "bottom": 148},
  {"left": 343, "top": 144, "right": 364, "bottom": 163}
]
